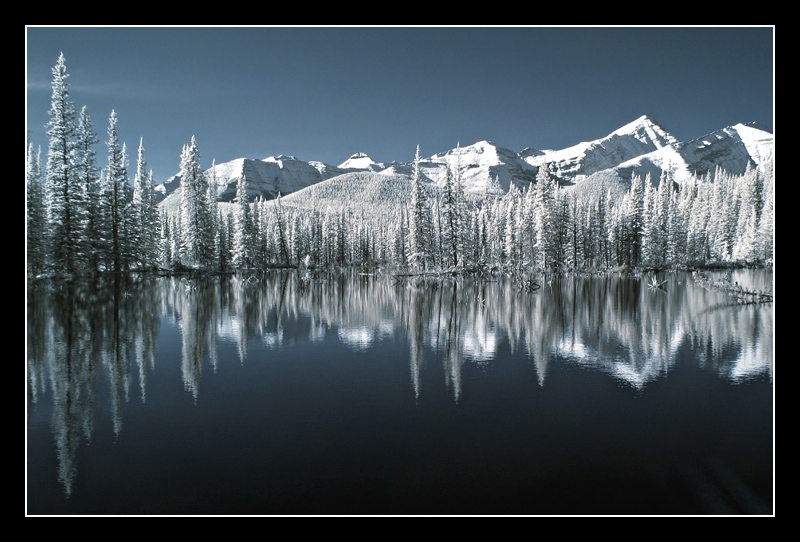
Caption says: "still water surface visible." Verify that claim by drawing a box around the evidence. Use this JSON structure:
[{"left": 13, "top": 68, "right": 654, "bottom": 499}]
[{"left": 26, "top": 269, "right": 773, "bottom": 515}]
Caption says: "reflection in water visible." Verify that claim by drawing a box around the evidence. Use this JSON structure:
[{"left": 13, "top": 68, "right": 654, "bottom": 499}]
[
  {"left": 27, "top": 276, "right": 162, "bottom": 497},
  {"left": 27, "top": 269, "right": 772, "bottom": 498}
]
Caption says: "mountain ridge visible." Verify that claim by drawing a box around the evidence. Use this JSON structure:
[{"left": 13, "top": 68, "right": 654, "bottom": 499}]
[{"left": 156, "top": 115, "right": 773, "bottom": 208}]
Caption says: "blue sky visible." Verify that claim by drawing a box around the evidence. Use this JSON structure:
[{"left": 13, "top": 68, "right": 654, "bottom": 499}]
[{"left": 26, "top": 26, "right": 774, "bottom": 184}]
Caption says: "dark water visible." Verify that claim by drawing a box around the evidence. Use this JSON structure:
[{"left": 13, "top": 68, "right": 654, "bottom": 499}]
[{"left": 26, "top": 269, "right": 773, "bottom": 515}]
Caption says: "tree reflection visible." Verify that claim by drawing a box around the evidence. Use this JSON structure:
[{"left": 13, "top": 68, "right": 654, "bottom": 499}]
[
  {"left": 27, "top": 275, "right": 162, "bottom": 496},
  {"left": 27, "top": 269, "right": 772, "bottom": 496}
]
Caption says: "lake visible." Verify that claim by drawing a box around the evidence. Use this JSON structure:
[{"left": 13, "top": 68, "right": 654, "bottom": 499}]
[{"left": 26, "top": 269, "right": 774, "bottom": 515}]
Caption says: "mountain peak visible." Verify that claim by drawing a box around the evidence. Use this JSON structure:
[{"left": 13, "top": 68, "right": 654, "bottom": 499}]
[
  {"left": 735, "top": 121, "right": 772, "bottom": 134},
  {"left": 339, "top": 152, "right": 382, "bottom": 171},
  {"left": 611, "top": 115, "right": 677, "bottom": 148},
  {"left": 264, "top": 155, "right": 300, "bottom": 162}
]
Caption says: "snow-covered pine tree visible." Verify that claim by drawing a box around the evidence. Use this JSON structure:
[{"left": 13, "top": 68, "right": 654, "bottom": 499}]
[
  {"left": 232, "top": 173, "right": 254, "bottom": 269},
  {"left": 733, "top": 162, "right": 761, "bottom": 262},
  {"left": 273, "top": 192, "right": 290, "bottom": 266},
  {"left": 158, "top": 211, "right": 171, "bottom": 269},
  {"left": 488, "top": 196, "right": 505, "bottom": 268},
  {"left": 102, "top": 110, "right": 130, "bottom": 273},
  {"left": 553, "top": 187, "right": 570, "bottom": 269},
  {"left": 685, "top": 177, "right": 710, "bottom": 264},
  {"left": 709, "top": 167, "right": 737, "bottom": 262},
  {"left": 503, "top": 186, "right": 519, "bottom": 271},
  {"left": 533, "top": 164, "right": 558, "bottom": 270},
  {"left": 217, "top": 207, "right": 234, "bottom": 272},
  {"left": 408, "top": 145, "right": 431, "bottom": 272},
  {"left": 27, "top": 142, "right": 47, "bottom": 277},
  {"left": 621, "top": 173, "right": 645, "bottom": 267},
  {"left": 45, "top": 53, "right": 83, "bottom": 275},
  {"left": 440, "top": 153, "right": 465, "bottom": 269},
  {"left": 641, "top": 176, "right": 659, "bottom": 266},
  {"left": 206, "top": 160, "right": 220, "bottom": 271},
  {"left": 75, "top": 106, "right": 101, "bottom": 272},
  {"left": 178, "top": 136, "right": 214, "bottom": 269},
  {"left": 594, "top": 184, "right": 612, "bottom": 269},
  {"left": 667, "top": 177, "right": 687, "bottom": 265},
  {"left": 565, "top": 190, "right": 582, "bottom": 270},
  {"left": 757, "top": 158, "right": 774, "bottom": 262},
  {"left": 131, "top": 138, "right": 158, "bottom": 270},
  {"left": 655, "top": 171, "right": 674, "bottom": 265},
  {"left": 520, "top": 184, "right": 535, "bottom": 269}
]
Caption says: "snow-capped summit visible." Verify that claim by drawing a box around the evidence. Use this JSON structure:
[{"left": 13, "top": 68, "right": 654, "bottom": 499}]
[
  {"left": 523, "top": 115, "right": 680, "bottom": 182},
  {"left": 608, "top": 122, "right": 774, "bottom": 186},
  {"left": 338, "top": 152, "right": 384, "bottom": 171},
  {"left": 611, "top": 115, "right": 677, "bottom": 148},
  {"left": 423, "top": 140, "right": 538, "bottom": 193}
]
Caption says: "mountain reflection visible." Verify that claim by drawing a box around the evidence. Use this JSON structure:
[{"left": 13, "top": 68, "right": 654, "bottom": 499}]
[{"left": 27, "top": 269, "right": 772, "bottom": 497}]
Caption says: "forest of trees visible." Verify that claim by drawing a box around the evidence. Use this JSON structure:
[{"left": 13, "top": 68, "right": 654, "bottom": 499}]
[{"left": 27, "top": 55, "right": 775, "bottom": 280}]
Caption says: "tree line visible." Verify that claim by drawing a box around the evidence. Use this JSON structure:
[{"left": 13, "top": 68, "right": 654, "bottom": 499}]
[{"left": 27, "top": 54, "right": 774, "bottom": 280}]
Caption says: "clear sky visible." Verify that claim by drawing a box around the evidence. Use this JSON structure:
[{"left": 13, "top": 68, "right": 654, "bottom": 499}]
[{"left": 26, "top": 26, "right": 774, "bottom": 184}]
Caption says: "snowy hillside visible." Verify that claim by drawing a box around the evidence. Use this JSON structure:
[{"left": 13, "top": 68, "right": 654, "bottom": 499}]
[{"left": 280, "top": 171, "right": 437, "bottom": 215}]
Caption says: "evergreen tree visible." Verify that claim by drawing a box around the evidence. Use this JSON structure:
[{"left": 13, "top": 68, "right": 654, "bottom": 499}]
[
  {"left": 206, "top": 160, "right": 220, "bottom": 271},
  {"left": 503, "top": 186, "right": 519, "bottom": 270},
  {"left": 273, "top": 193, "right": 290, "bottom": 266},
  {"left": 27, "top": 143, "right": 47, "bottom": 276},
  {"left": 565, "top": 191, "right": 582, "bottom": 270},
  {"left": 217, "top": 207, "right": 234, "bottom": 272},
  {"left": 408, "top": 145, "right": 431, "bottom": 272},
  {"left": 595, "top": 185, "right": 611, "bottom": 268},
  {"left": 686, "top": 178, "right": 711, "bottom": 264},
  {"left": 668, "top": 180, "right": 687, "bottom": 264},
  {"left": 733, "top": 163, "right": 761, "bottom": 261},
  {"left": 440, "top": 156, "right": 464, "bottom": 269},
  {"left": 178, "top": 136, "right": 214, "bottom": 269},
  {"left": 101, "top": 111, "right": 130, "bottom": 273},
  {"left": 641, "top": 177, "right": 658, "bottom": 266},
  {"left": 75, "top": 106, "right": 100, "bottom": 272},
  {"left": 533, "top": 164, "right": 558, "bottom": 269},
  {"left": 757, "top": 159, "right": 774, "bottom": 262},
  {"left": 554, "top": 188, "right": 570, "bottom": 269},
  {"left": 655, "top": 171, "right": 673, "bottom": 265},
  {"left": 232, "top": 174, "right": 254, "bottom": 269},
  {"left": 131, "top": 138, "right": 158, "bottom": 270},
  {"left": 45, "top": 52, "right": 82, "bottom": 275},
  {"left": 621, "top": 173, "right": 645, "bottom": 267},
  {"left": 158, "top": 212, "right": 172, "bottom": 269},
  {"left": 489, "top": 196, "right": 505, "bottom": 268}
]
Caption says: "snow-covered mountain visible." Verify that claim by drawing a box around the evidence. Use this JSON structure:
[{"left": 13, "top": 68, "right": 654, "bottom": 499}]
[
  {"left": 610, "top": 122, "right": 774, "bottom": 185},
  {"left": 522, "top": 115, "right": 679, "bottom": 183},
  {"left": 156, "top": 115, "right": 773, "bottom": 208},
  {"left": 420, "top": 140, "right": 538, "bottom": 193},
  {"left": 338, "top": 152, "right": 385, "bottom": 171},
  {"left": 156, "top": 154, "right": 347, "bottom": 209}
]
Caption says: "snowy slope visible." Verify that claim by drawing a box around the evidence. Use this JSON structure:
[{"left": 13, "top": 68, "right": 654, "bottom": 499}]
[{"left": 280, "top": 171, "right": 437, "bottom": 215}]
